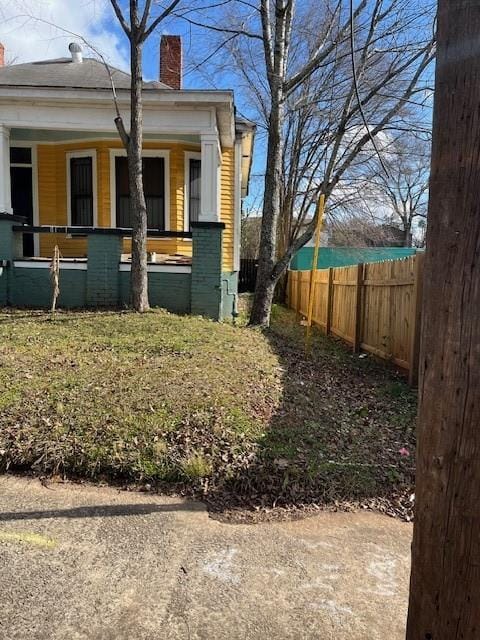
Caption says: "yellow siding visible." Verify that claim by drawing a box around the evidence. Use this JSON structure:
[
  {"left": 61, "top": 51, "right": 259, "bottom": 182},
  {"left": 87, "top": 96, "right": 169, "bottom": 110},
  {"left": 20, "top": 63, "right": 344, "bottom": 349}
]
[
  {"left": 220, "top": 147, "right": 235, "bottom": 272},
  {"left": 37, "top": 140, "right": 236, "bottom": 269}
]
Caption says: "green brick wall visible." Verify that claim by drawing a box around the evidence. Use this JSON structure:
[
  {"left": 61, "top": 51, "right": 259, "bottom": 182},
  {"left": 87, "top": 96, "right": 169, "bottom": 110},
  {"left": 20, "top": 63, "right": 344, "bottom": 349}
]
[
  {"left": 221, "top": 271, "right": 239, "bottom": 320},
  {"left": 191, "top": 222, "right": 224, "bottom": 320},
  {"left": 1, "top": 222, "right": 231, "bottom": 317},
  {"left": 86, "top": 235, "right": 122, "bottom": 307},
  {"left": 119, "top": 271, "right": 191, "bottom": 313},
  {"left": 11, "top": 268, "right": 87, "bottom": 308},
  {"left": 0, "top": 219, "right": 13, "bottom": 306}
]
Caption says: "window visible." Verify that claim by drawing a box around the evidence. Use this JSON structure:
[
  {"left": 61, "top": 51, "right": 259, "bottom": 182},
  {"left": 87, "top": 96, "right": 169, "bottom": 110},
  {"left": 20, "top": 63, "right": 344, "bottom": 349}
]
[
  {"left": 67, "top": 151, "right": 97, "bottom": 227},
  {"left": 115, "top": 156, "right": 165, "bottom": 229},
  {"left": 188, "top": 158, "right": 201, "bottom": 228},
  {"left": 70, "top": 157, "right": 93, "bottom": 226},
  {"left": 10, "top": 147, "right": 32, "bottom": 165},
  {"left": 10, "top": 146, "right": 35, "bottom": 256}
]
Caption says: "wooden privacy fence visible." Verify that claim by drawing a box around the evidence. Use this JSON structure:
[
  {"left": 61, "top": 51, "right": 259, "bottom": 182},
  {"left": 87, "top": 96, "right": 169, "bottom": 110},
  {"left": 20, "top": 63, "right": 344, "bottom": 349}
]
[{"left": 287, "top": 254, "right": 424, "bottom": 384}]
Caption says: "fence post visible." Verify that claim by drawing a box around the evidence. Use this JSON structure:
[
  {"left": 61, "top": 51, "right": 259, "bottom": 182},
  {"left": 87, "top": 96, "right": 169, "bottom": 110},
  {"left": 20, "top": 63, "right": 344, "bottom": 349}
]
[
  {"left": 326, "top": 267, "right": 333, "bottom": 335},
  {"left": 286, "top": 270, "right": 292, "bottom": 308},
  {"left": 353, "top": 263, "right": 364, "bottom": 353},
  {"left": 408, "top": 253, "right": 424, "bottom": 386},
  {"left": 296, "top": 271, "right": 302, "bottom": 318}
]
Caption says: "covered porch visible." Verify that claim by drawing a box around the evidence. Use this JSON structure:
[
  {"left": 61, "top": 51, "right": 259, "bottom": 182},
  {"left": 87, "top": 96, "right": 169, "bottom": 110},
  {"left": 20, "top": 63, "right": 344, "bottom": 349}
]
[{"left": 0, "top": 124, "right": 227, "bottom": 263}]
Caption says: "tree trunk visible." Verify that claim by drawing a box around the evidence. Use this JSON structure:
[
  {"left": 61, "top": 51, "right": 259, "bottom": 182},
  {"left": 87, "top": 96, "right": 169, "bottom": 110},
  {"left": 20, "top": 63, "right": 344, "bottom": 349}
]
[
  {"left": 128, "top": 33, "right": 149, "bottom": 312},
  {"left": 249, "top": 98, "right": 283, "bottom": 327},
  {"left": 406, "top": 1, "right": 480, "bottom": 638}
]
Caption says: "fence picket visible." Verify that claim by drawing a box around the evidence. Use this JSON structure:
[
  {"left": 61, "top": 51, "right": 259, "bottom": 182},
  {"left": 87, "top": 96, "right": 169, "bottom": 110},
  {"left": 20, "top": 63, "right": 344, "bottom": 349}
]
[{"left": 287, "top": 255, "right": 422, "bottom": 384}]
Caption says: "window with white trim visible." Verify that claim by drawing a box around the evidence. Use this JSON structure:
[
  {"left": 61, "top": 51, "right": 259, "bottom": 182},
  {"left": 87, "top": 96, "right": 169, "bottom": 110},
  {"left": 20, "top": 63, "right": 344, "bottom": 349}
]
[
  {"left": 188, "top": 158, "right": 201, "bottom": 227},
  {"left": 67, "top": 150, "right": 97, "bottom": 227},
  {"left": 185, "top": 153, "right": 201, "bottom": 230},
  {"left": 70, "top": 156, "right": 93, "bottom": 226},
  {"left": 115, "top": 156, "right": 165, "bottom": 229}
]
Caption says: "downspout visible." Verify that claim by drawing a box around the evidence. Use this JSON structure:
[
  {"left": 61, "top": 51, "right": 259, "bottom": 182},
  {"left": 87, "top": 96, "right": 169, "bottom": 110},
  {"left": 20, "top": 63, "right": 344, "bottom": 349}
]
[{"left": 221, "top": 277, "right": 239, "bottom": 323}]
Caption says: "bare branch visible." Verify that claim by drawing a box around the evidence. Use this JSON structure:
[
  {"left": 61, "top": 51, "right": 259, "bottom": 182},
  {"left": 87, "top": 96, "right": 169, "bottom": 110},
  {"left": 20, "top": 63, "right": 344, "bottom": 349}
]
[
  {"left": 139, "top": 0, "right": 153, "bottom": 33},
  {"left": 283, "top": 0, "right": 367, "bottom": 96},
  {"left": 109, "top": 0, "right": 131, "bottom": 37},
  {"left": 141, "top": 0, "right": 183, "bottom": 41}
]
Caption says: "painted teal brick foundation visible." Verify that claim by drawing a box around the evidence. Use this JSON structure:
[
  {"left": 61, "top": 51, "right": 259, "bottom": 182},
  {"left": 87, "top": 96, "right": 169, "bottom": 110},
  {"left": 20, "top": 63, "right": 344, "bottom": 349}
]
[
  {"left": 119, "top": 270, "right": 191, "bottom": 313},
  {"left": 0, "top": 217, "right": 22, "bottom": 306},
  {"left": 1, "top": 221, "right": 230, "bottom": 317},
  {"left": 191, "top": 222, "right": 224, "bottom": 320},
  {"left": 86, "top": 234, "right": 122, "bottom": 307},
  {"left": 11, "top": 268, "right": 87, "bottom": 308},
  {"left": 221, "top": 271, "right": 239, "bottom": 320}
]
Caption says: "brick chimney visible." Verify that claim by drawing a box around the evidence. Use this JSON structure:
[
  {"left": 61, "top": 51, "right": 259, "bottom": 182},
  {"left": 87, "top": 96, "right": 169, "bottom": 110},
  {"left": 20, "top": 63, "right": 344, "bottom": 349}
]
[
  {"left": 0, "top": 44, "right": 4, "bottom": 67},
  {"left": 160, "top": 36, "right": 182, "bottom": 89}
]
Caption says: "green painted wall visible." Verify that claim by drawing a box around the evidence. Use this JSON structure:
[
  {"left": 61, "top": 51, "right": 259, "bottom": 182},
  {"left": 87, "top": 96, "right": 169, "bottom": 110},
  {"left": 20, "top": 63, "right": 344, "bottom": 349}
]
[
  {"left": 86, "top": 235, "right": 122, "bottom": 307},
  {"left": 1, "top": 222, "right": 226, "bottom": 318},
  {"left": 290, "top": 246, "right": 417, "bottom": 270},
  {"left": 11, "top": 268, "right": 87, "bottom": 308},
  {"left": 0, "top": 219, "right": 14, "bottom": 306},
  {"left": 191, "top": 223, "right": 224, "bottom": 320},
  {"left": 221, "top": 271, "right": 239, "bottom": 320},
  {"left": 119, "top": 271, "right": 191, "bottom": 313}
]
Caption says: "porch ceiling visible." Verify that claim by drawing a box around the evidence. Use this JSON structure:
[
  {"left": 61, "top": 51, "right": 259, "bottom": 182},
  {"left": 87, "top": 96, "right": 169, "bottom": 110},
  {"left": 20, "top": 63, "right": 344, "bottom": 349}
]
[{"left": 10, "top": 129, "right": 200, "bottom": 144}]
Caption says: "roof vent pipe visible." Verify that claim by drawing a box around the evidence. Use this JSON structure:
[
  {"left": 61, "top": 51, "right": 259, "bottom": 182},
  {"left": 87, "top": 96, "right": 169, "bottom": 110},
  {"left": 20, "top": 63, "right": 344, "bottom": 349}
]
[{"left": 69, "top": 42, "right": 83, "bottom": 64}]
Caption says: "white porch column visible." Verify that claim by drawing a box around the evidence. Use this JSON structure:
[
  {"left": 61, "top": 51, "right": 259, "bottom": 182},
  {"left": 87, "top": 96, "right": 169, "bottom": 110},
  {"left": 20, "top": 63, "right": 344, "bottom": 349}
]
[
  {"left": 0, "top": 125, "right": 12, "bottom": 214},
  {"left": 200, "top": 133, "right": 221, "bottom": 222}
]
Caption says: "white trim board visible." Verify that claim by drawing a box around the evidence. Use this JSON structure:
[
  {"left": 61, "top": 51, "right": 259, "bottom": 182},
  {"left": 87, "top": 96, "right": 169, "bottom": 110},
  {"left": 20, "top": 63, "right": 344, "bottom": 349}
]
[
  {"left": 14, "top": 260, "right": 87, "bottom": 270},
  {"left": 119, "top": 264, "right": 191, "bottom": 274},
  {"left": 184, "top": 150, "right": 201, "bottom": 232},
  {"left": 109, "top": 149, "right": 170, "bottom": 230}
]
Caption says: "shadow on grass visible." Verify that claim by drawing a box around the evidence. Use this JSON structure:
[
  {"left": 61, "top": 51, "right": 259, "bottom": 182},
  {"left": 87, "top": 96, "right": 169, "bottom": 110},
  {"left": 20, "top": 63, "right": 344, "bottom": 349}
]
[
  {"left": 206, "top": 306, "right": 417, "bottom": 514},
  {"left": 0, "top": 306, "right": 417, "bottom": 518}
]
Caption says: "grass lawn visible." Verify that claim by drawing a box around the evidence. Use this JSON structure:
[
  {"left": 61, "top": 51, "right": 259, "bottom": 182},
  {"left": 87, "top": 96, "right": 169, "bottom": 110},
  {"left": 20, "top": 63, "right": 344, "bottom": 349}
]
[{"left": 0, "top": 306, "right": 417, "bottom": 519}]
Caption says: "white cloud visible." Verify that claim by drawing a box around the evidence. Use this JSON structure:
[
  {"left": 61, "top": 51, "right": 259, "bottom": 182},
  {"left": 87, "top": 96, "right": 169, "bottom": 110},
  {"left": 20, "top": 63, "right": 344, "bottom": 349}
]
[{"left": 0, "top": 0, "right": 128, "bottom": 70}]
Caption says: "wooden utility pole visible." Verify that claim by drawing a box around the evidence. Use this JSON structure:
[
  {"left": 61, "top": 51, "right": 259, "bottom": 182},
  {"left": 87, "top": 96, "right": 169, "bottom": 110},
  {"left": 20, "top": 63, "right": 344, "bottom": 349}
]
[{"left": 406, "top": 1, "right": 480, "bottom": 638}]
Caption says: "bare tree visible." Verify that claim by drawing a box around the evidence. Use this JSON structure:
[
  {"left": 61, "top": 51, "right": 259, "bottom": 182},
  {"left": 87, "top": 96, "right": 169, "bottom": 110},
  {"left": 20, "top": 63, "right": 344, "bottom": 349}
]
[
  {"left": 406, "top": 0, "right": 480, "bottom": 636},
  {"left": 321, "top": 136, "right": 431, "bottom": 247},
  {"left": 109, "top": 0, "right": 181, "bottom": 312},
  {"left": 181, "top": 0, "right": 435, "bottom": 325},
  {"left": 241, "top": 213, "right": 262, "bottom": 259},
  {"left": 368, "top": 136, "right": 430, "bottom": 246}
]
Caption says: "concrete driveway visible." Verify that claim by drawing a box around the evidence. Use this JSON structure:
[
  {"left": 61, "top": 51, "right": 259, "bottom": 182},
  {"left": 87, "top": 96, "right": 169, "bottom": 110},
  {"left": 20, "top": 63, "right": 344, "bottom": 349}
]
[{"left": 0, "top": 476, "right": 412, "bottom": 640}]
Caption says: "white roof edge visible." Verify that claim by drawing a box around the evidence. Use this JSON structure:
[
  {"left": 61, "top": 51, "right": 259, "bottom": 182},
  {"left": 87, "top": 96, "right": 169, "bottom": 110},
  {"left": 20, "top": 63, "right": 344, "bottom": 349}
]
[
  {"left": 0, "top": 86, "right": 236, "bottom": 147},
  {"left": 0, "top": 85, "right": 234, "bottom": 105}
]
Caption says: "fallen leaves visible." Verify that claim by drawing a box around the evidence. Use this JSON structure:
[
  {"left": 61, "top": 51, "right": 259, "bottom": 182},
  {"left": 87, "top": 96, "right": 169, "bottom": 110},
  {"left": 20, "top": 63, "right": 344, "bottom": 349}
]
[{"left": 0, "top": 307, "right": 417, "bottom": 522}]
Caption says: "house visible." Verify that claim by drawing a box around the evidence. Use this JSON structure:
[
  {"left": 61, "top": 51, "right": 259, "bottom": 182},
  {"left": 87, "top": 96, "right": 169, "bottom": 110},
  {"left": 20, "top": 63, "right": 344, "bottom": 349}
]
[{"left": 0, "top": 37, "right": 255, "bottom": 319}]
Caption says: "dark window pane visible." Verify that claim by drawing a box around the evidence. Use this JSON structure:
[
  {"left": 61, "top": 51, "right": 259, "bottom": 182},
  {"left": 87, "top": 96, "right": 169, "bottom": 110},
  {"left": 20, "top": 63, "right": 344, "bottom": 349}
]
[
  {"left": 10, "top": 147, "right": 32, "bottom": 165},
  {"left": 117, "top": 195, "right": 131, "bottom": 227},
  {"left": 70, "top": 156, "right": 93, "bottom": 226},
  {"left": 115, "top": 156, "right": 129, "bottom": 196},
  {"left": 189, "top": 158, "right": 201, "bottom": 227},
  {"left": 115, "top": 156, "right": 165, "bottom": 229}
]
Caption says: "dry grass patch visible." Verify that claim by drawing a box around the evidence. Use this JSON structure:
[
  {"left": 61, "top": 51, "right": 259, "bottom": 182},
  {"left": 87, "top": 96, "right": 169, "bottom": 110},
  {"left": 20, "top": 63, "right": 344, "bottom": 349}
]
[{"left": 0, "top": 307, "right": 417, "bottom": 518}]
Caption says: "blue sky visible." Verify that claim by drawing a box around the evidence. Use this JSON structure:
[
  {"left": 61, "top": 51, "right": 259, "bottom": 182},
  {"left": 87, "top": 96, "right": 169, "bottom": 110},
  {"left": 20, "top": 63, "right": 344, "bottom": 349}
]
[
  {"left": 0, "top": 1, "right": 244, "bottom": 92},
  {"left": 0, "top": 1, "right": 434, "bottom": 220}
]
